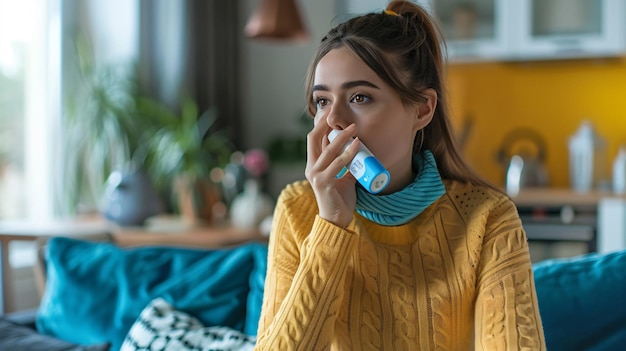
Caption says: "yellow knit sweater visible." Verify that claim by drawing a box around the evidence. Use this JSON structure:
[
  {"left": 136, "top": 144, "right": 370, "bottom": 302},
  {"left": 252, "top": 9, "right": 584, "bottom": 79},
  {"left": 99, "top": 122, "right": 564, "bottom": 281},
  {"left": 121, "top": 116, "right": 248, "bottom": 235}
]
[{"left": 255, "top": 179, "right": 546, "bottom": 350}]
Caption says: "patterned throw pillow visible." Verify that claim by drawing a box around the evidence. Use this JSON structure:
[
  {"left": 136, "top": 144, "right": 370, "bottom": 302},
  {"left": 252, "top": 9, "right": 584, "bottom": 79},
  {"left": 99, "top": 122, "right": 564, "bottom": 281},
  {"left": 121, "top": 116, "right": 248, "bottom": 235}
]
[{"left": 121, "top": 298, "right": 256, "bottom": 351}]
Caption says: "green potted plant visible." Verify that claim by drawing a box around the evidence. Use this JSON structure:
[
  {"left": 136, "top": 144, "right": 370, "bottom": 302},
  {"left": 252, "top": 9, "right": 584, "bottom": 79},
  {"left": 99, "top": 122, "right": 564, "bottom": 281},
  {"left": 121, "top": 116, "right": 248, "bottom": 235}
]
[
  {"left": 140, "top": 98, "right": 234, "bottom": 225},
  {"left": 63, "top": 35, "right": 233, "bottom": 225},
  {"left": 63, "top": 35, "right": 164, "bottom": 223}
]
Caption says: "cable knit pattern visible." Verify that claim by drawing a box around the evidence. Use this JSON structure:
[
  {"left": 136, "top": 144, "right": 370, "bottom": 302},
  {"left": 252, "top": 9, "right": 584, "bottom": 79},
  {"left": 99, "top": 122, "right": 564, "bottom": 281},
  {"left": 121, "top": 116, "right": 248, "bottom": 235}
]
[{"left": 255, "top": 180, "right": 546, "bottom": 350}]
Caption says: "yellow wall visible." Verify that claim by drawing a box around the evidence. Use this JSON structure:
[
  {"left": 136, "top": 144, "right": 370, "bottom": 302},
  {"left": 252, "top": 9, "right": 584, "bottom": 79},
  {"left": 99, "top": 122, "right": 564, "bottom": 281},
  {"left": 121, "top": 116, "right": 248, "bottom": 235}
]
[{"left": 446, "top": 57, "right": 626, "bottom": 189}]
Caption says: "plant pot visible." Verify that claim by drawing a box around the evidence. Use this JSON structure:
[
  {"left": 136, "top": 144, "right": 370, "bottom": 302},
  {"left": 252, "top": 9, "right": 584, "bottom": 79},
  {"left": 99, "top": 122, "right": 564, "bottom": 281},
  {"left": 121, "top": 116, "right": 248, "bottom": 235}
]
[
  {"left": 175, "top": 175, "right": 221, "bottom": 226},
  {"left": 101, "top": 169, "right": 165, "bottom": 226}
]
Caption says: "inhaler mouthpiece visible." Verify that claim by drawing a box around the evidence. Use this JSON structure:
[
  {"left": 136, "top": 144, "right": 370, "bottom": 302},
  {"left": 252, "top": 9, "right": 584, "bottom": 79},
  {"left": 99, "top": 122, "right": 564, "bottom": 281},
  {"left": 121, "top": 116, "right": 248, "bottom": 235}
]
[{"left": 328, "top": 130, "right": 390, "bottom": 194}]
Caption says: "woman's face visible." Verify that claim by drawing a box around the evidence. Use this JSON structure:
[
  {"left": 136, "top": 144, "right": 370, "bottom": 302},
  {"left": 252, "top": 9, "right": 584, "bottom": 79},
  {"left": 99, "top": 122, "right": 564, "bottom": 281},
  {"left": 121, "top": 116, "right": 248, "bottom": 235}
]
[{"left": 312, "top": 46, "right": 422, "bottom": 191}]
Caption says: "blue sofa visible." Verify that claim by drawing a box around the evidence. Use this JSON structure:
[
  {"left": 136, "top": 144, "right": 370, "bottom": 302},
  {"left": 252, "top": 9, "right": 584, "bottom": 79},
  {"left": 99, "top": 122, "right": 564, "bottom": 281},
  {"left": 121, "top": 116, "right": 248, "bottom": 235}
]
[
  {"left": 533, "top": 249, "right": 626, "bottom": 350},
  {"left": 1, "top": 237, "right": 268, "bottom": 351},
  {"left": 1, "top": 237, "right": 625, "bottom": 351}
]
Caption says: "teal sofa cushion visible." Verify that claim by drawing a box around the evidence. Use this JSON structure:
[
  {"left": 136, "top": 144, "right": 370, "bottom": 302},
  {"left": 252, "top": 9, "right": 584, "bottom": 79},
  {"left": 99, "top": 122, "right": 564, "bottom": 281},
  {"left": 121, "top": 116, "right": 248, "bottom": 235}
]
[
  {"left": 245, "top": 243, "right": 267, "bottom": 336},
  {"left": 36, "top": 237, "right": 267, "bottom": 351},
  {"left": 533, "top": 249, "right": 626, "bottom": 351}
]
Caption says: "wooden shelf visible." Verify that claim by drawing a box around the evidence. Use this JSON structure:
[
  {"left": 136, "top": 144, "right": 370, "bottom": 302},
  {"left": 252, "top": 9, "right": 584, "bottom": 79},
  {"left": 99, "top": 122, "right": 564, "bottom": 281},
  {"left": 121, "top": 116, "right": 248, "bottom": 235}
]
[{"left": 113, "top": 226, "right": 267, "bottom": 249}]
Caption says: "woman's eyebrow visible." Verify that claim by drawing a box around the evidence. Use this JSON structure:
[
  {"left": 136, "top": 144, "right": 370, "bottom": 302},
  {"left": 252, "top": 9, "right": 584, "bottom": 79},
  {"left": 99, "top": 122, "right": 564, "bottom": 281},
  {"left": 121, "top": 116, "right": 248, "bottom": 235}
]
[
  {"left": 342, "top": 80, "right": 380, "bottom": 90},
  {"left": 312, "top": 80, "right": 380, "bottom": 92}
]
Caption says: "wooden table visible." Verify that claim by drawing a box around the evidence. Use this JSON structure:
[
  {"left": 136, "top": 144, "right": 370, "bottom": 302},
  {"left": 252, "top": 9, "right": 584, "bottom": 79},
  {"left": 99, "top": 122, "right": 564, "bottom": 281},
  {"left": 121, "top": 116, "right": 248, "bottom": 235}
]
[
  {"left": 0, "top": 216, "right": 267, "bottom": 315},
  {"left": 112, "top": 215, "right": 268, "bottom": 248}
]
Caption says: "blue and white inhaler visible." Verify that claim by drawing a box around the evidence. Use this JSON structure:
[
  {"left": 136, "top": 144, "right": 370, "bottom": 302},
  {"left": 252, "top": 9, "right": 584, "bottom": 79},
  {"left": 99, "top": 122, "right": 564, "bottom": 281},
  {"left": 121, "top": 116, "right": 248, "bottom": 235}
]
[{"left": 328, "top": 129, "right": 390, "bottom": 194}]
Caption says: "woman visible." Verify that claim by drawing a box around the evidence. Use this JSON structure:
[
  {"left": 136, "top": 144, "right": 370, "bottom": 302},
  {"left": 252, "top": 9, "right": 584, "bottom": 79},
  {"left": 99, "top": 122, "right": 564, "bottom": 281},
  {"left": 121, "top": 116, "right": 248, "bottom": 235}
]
[{"left": 255, "top": 1, "right": 545, "bottom": 350}]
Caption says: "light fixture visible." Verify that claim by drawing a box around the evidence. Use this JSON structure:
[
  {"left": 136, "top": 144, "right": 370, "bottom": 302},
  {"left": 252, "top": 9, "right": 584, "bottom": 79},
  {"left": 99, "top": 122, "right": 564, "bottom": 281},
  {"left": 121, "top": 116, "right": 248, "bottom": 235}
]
[{"left": 244, "top": 0, "right": 309, "bottom": 42}]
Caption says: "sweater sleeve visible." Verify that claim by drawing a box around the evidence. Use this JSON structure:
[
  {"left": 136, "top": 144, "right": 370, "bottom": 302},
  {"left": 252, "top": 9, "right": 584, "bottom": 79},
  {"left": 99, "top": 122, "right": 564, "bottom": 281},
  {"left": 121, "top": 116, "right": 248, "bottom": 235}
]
[
  {"left": 473, "top": 197, "right": 546, "bottom": 350},
  {"left": 254, "top": 191, "right": 359, "bottom": 350}
]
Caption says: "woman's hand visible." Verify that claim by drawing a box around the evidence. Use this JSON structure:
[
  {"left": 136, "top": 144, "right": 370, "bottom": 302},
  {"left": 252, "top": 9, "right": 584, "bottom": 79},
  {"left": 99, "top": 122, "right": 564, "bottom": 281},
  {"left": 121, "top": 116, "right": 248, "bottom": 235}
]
[{"left": 305, "top": 120, "right": 360, "bottom": 228}]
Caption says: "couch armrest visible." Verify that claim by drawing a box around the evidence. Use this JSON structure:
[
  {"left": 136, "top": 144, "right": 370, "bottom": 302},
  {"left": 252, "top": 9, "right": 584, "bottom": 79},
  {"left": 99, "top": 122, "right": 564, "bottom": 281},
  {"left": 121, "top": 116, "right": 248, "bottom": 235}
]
[
  {"left": 3, "top": 308, "right": 38, "bottom": 328},
  {"left": 0, "top": 317, "right": 111, "bottom": 351}
]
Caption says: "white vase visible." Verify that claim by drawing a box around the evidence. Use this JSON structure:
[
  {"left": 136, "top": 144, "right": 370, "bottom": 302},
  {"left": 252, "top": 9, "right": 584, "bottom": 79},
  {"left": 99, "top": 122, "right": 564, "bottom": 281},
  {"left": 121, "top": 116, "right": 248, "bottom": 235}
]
[
  {"left": 230, "top": 179, "right": 274, "bottom": 229},
  {"left": 613, "top": 146, "right": 626, "bottom": 194},
  {"left": 568, "top": 120, "right": 606, "bottom": 192}
]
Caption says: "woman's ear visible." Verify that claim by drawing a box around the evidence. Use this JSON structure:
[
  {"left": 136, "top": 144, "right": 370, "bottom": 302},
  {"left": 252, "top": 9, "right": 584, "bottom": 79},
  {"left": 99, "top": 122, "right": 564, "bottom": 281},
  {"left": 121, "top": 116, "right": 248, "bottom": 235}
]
[{"left": 413, "top": 88, "right": 438, "bottom": 131}]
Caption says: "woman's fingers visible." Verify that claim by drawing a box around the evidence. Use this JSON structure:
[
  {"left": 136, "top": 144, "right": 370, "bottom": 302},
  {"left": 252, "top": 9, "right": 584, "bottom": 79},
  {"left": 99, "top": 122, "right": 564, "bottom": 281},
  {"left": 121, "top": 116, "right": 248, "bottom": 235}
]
[
  {"left": 306, "top": 123, "right": 358, "bottom": 185},
  {"left": 304, "top": 113, "right": 360, "bottom": 226},
  {"left": 318, "top": 124, "right": 357, "bottom": 170},
  {"left": 332, "top": 136, "right": 360, "bottom": 169},
  {"left": 306, "top": 112, "right": 331, "bottom": 167}
]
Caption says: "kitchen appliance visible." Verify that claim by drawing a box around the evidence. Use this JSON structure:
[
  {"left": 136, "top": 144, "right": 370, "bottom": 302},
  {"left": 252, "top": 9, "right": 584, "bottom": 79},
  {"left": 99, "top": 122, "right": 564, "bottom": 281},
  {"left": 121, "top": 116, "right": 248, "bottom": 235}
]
[
  {"left": 518, "top": 202, "right": 596, "bottom": 262},
  {"left": 496, "top": 127, "right": 549, "bottom": 195}
]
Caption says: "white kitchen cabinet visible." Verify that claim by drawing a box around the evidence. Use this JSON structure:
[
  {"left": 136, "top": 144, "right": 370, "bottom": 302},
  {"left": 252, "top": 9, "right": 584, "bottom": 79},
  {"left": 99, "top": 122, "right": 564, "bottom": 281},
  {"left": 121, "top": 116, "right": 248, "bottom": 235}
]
[
  {"left": 335, "top": 0, "right": 626, "bottom": 62},
  {"left": 335, "top": 0, "right": 509, "bottom": 61},
  {"left": 414, "top": 0, "right": 513, "bottom": 62},
  {"left": 511, "top": 0, "right": 626, "bottom": 60}
]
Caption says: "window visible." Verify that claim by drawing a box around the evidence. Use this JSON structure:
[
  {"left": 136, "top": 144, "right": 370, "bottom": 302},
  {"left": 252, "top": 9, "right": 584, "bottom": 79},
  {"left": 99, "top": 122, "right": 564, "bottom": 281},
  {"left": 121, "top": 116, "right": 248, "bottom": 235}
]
[{"left": 0, "top": 0, "right": 61, "bottom": 220}]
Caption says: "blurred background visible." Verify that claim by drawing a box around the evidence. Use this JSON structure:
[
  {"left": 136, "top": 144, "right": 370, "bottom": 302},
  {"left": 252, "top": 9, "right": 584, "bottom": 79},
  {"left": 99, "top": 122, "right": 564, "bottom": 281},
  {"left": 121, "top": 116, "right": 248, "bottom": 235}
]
[
  {"left": 1, "top": 0, "right": 626, "bottom": 248},
  {"left": 2, "top": 0, "right": 626, "bottom": 312},
  {"left": 2, "top": 0, "right": 626, "bottom": 220}
]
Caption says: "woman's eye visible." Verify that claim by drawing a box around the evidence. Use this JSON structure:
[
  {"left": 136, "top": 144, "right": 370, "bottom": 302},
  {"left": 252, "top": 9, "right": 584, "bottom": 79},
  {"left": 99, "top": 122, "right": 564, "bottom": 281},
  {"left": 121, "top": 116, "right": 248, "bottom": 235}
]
[
  {"left": 351, "top": 94, "right": 370, "bottom": 104},
  {"left": 315, "top": 98, "right": 329, "bottom": 109}
]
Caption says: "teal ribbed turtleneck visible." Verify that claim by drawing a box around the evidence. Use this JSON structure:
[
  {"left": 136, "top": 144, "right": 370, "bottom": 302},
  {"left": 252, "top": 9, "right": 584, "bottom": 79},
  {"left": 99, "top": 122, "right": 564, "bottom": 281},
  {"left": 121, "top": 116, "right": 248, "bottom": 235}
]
[{"left": 355, "top": 150, "right": 445, "bottom": 226}]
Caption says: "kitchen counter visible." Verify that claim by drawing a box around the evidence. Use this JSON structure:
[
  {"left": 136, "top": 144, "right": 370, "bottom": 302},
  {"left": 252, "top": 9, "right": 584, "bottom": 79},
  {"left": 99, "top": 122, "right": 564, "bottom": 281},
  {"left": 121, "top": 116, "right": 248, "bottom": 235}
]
[
  {"left": 509, "top": 188, "right": 602, "bottom": 262},
  {"left": 510, "top": 187, "right": 614, "bottom": 207},
  {"left": 509, "top": 187, "right": 626, "bottom": 260}
]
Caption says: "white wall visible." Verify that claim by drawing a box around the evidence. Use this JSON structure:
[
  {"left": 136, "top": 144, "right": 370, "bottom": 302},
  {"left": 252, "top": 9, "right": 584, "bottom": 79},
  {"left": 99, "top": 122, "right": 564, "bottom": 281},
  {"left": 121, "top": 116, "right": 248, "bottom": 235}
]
[
  {"left": 338, "top": 0, "right": 388, "bottom": 15},
  {"left": 85, "top": 0, "right": 139, "bottom": 66},
  {"left": 239, "top": 0, "right": 337, "bottom": 151}
]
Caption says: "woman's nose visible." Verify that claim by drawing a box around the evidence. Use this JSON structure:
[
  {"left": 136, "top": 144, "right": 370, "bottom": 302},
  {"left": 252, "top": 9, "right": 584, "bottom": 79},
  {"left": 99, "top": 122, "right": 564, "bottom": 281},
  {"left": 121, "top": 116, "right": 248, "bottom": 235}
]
[{"left": 326, "top": 103, "right": 350, "bottom": 130}]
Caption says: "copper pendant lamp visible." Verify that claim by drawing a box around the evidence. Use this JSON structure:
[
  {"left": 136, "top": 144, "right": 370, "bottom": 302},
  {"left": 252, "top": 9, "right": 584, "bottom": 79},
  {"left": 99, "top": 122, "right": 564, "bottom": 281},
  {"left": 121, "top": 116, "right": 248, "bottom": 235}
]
[{"left": 245, "top": 0, "right": 309, "bottom": 41}]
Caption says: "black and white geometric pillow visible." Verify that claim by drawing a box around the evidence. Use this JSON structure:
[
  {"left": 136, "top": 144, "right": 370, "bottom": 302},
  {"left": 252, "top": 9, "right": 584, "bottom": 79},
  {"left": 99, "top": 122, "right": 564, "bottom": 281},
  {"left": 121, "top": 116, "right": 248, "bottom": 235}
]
[{"left": 120, "top": 298, "right": 256, "bottom": 351}]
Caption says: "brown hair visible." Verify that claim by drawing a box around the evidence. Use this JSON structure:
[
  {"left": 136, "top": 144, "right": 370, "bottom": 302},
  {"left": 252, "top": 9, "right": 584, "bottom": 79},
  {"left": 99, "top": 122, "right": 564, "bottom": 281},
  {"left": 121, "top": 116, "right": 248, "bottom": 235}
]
[{"left": 304, "top": 0, "right": 493, "bottom": 188}]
